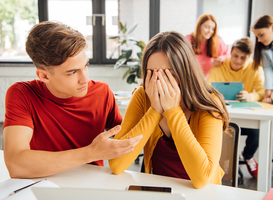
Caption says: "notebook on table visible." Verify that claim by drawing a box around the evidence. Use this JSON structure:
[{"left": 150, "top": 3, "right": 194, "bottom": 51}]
[
  {"left": 211, "top": 82, "right": 244, "bottom": 101},
  {"left": 32, "top": 188, "right": 186, "bottom": 200},
  {"left": 228, "top": 102, "right": 263, "bottom": 109}
]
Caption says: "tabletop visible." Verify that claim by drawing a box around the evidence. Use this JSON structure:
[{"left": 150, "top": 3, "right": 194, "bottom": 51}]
[{"left": 0, "top": 151, "right": 266, "bottom": 200}]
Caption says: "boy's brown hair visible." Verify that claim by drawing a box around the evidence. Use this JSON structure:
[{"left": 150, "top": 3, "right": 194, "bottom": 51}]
[
  {"left": 231, "top": 37, "right": 253, "bottom": 55},
  {"left": 26, "top": 21, "right": 86, "bottom": 69}
]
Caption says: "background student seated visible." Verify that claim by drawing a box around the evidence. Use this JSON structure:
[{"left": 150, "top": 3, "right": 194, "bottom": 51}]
[
  {"left": 109, "top": 31, "right": 229, "bottom": 189},
  {"left": 207, "top": 37, "right": 264, "bottom": 178},
  {"left": 3, "top": 21, "right": 142, "bottom": 179}
]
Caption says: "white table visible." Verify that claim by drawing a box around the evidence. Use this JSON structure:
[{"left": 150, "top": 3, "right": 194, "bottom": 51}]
[
  {"left": 227, "top": 107, "right": 273, "bottom": 192},
  {"left": 34, "top": 166, "right": 267, "bottom": 200},
  {"left": 0, "top": 151, "right": 266, "bottom": 200}
]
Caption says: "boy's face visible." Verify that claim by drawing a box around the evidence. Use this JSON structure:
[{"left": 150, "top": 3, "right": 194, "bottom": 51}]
[
  {"left": 40, "top": 50, "right": 89, "bottom": 99},
  {"left": 230, "top": 48, "right": 250, "bottom": 71}
]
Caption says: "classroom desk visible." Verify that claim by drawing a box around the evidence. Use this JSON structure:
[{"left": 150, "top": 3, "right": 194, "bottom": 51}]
[
  {"left": 227, "top": 107, "right": 273, "bottom": 193},
  {"left": 0, "top": 151, "right": 266, "bottom": 200}
]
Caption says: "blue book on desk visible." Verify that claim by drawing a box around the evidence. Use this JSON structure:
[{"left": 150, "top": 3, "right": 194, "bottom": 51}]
[{"left": 212, "top": 82, "right": 244, "bottom": 101}]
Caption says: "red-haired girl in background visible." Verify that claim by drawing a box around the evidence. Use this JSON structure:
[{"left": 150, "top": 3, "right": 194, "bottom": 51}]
[{"left": 186, "top": 14, "right": 230, "bottom": 77}]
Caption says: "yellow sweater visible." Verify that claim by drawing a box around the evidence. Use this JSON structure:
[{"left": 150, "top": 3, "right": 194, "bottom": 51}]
[
  {"left": 207, "top": 58, "right": 264, "bottom": 101},
  {"left": 109, "top": 87, "right": 224, "bottom": 189}
]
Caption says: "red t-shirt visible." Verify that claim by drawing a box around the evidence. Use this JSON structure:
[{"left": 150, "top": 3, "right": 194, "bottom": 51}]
[
  {"left": 151, "top": 133, "right": 190, "bottom": 180},
  {"left": 4, "top": 79, "right": 122, "bottom": 166}
]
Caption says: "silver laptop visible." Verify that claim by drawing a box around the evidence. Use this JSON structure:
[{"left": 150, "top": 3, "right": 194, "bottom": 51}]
[{"left": 32, "top": 188, "right": 186, "bottom": 200}]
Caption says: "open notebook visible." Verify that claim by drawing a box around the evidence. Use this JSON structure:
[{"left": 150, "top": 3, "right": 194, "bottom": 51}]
[
  {"left": 32, "top": 188, "right": 186, "bottom": 200},
  {"left": 228, "top": 101, "right": 263, "bottom": 109}
]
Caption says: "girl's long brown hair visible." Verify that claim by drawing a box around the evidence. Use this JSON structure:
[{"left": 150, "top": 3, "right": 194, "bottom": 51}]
[
  {"left": 142, "top": 31, "right": 229, "bottom": 131},
  {"left": 252, "top": 15, "right": 273, "bottom": 70},
  {"left": 192, "top": 14, "right": 218, "bottom": 58}
]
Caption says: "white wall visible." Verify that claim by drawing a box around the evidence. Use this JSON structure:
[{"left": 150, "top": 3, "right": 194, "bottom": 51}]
[
  {"left": 120, "top": 0, "right": 150, "bottom": 44},
  {"left": 160, "top": 0, "right": 198, "bottom": 35},
  {"left": 251, "top": 0, "right": 273, "bottom": 21},
  {"left": 0, "top": 65, "right": 137, "bottom": 122}
]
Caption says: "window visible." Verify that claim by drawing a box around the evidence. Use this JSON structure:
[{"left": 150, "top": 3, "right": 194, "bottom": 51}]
[
  {"left": 48, "top": 0, "right": 93, "bottom": 59},
  {"left": 0, "top": 0, "right": 39, "bottom": 62},
  {"left": 0, "top": 1, "right": 254, "bottom": 64},
  {"left": 119, "top": 0, "right": 150, "bottom": 59},
  {"left": 0, "top": 0, "right": 151, "bottom": 64}
]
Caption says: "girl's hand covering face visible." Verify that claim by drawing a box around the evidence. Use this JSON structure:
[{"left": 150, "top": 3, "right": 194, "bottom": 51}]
[
  {"left": 156, "top": 69, "right": 181, "bottom": 111},
  {"left": 145, "top": 69, "right": 164, "bottom": 114}
]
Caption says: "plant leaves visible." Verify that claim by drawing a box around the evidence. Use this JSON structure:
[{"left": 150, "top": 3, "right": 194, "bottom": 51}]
[
  {"left": 137, "top": 65, "right": 142, "bottom": 78},
  {"left": 116, "top": 54, "right": 125, "bottom": 61},
  {"left": 113, "top": 58, "right": 127, "bottom": 69},
  {"left": 122, "top": 68, "right": 131, "bottom": 79},
  {"left": 108, "top": 43, "right": 121, "bottom": 59},
  {"left": 119, "top": 22, "right": 124, "bottom": 30},
  {"left": 127, "top": 74, "right": 137, "bottom": 84},
  {"left": 128, "top": 38, "right": 138, "bottom": 42},
  {"left": 121, "top": 49, "right": 132, "bottom": 59},
  {"left": 139, "top": 41, "right": 146, "bottom": 50},
  {"left": 137, "top": 52, "right": 143, "bottom": 59},
  {"left": 121, "top": 39, "right": 127, "bottom": 45},
  {"left": 108, "top": 35, "right": 120, "bottom": 39},
  {"left": 122, "top": 26, "right": 127, "bottom": 34},
  {"left": 127, "top": 23, "right": 138, "bottom": 35},
  {"left": 136, "top": 41, "right": 146, "bottom": 51},
  {"left": 129, "top": 66, "right": 138, "bottom": 72}
]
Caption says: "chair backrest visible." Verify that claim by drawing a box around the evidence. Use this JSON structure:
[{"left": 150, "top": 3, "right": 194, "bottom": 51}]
[{"left": 220, "top": 122, "right": 240, "bottom": 187}]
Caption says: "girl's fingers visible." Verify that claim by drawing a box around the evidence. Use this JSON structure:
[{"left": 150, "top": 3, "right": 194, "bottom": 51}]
[
  {"left": 160, "top": 69, "right": 170, "bottom": 84},
  {"left": 145, "top": 70, "right": 152, "bottom": 88},
  {"left": 156, "top": 79, "right": 164, "bottom": 97},
  {"left": 152, "top": 70, "right": 157, "bottom": 82},
  {"left": 165, "top": 69, "right": 179, "bottom": 90},
  {"left": 160, "top": 69, "right": 173, "bottom": 92},
  {"left": 157, "top": 70, "right": 169, "bottom": 95}
]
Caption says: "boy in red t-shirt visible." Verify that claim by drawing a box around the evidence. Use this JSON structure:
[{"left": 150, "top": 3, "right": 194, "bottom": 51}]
[{"left": 3, "top": 21, "right": 143, "bottom": 178}]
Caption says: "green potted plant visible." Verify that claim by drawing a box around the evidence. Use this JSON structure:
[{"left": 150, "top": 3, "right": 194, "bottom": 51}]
[{"left": 109, "top": 22, "right": 146, "bottom": 84}]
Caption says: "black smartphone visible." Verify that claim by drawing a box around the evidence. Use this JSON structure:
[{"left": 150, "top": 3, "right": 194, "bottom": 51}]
[
  {"left": 225, "top": 102, "right": 231, "bottom": 107},
  {"left": 128, "top": 185, "right": 172, "bottom": 193}
]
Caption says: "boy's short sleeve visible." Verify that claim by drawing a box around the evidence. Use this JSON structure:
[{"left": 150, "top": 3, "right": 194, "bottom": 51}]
[{"left": 4, "top": 82, "right": 34, "bottom": 129}]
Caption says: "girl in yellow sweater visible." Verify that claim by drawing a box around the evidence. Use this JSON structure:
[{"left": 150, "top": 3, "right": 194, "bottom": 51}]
[
  {"left": 207, "top": 37, "right": 264, "bottom": 178},
  {"left": 109, "top": 31, "right": 229, "bottom": 189}
]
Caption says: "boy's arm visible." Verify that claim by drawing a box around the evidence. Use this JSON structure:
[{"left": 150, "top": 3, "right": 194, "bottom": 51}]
[
  {"left": 249, "top": 67, "right": 265, "bottom": 101},
  {"left": 4, "top": 125, "right": 142, "bottom": 178}
]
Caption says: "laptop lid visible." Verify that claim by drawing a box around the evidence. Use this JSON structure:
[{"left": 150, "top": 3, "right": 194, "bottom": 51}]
[
  {"left": 211, "top": 82, "right": 244, "bottom": 101},
  {"left": 32, "top": 188, "right": 186, "bottom": 200}
]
